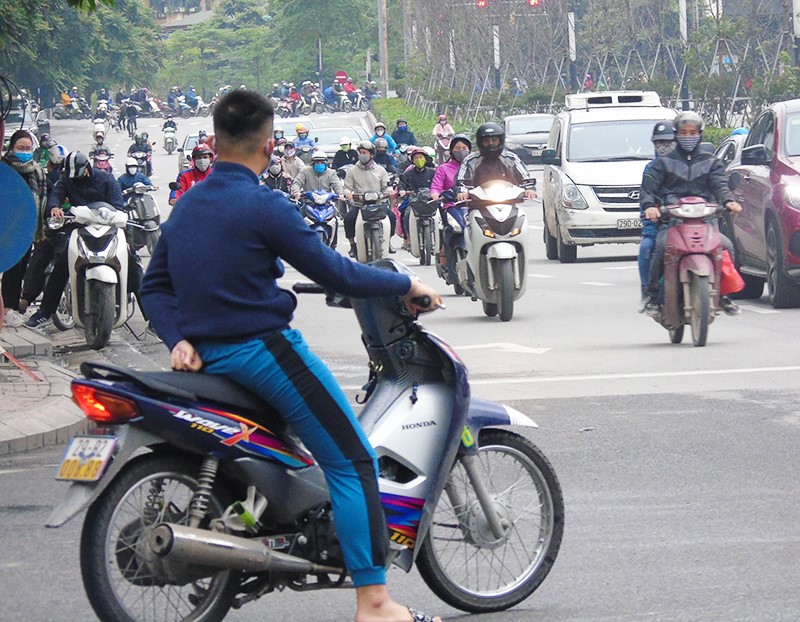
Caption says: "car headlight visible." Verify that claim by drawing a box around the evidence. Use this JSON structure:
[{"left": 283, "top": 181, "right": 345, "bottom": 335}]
[
  {"left": 784, "top": 185, "right": 800, "bottom": 209},
  {"left": 562, "top": 182, "right": 589, "bottom": 210}
]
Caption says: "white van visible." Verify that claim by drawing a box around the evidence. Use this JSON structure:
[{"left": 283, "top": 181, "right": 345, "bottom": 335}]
[{"left": 541, "top": 91, "right": 676, "bottom": 263}]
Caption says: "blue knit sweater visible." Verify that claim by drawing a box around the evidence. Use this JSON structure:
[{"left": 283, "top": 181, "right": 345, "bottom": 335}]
[{"left": 140, "top": 161, "right": 411, "bottom": 350}]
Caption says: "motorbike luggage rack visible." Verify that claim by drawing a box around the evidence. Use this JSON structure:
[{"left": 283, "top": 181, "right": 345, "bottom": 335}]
[{"left": 79, "top": 361, "right": 282, "bottom": 424}]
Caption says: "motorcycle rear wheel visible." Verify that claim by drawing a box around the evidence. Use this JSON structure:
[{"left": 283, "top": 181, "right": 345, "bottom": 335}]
[
  {"left": 416, "top": 429, "right": 564, "bottom": 613},
  {"left": 689, "top": 273, "right": 710, "bottom": 347},
  {"left": 668, "top": 325, "right": 684, "bottom": 344},
  {"left": 420, "top": 221, "right": 432, "bottom": 266},
  {"left": 342, "top": 100, "right": 353, "bottom": 113},
  {"left": 368, "top": 227, "right": 383, "bottom": 262},
  {"left": 84, "top": 280, "right": 115, "bottom": 350},
  {"left": 81, "top": 455, "right": 239, "bottom": 622}
]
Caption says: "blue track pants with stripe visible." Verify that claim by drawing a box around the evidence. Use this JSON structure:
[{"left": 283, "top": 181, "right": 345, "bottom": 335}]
[{"left": 195, "top": 328, "right": 388, "bottom": 587}]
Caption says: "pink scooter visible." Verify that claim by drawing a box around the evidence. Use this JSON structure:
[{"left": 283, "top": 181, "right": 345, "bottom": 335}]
[{"left": 653, "top": 196, "right": 723, "bottom": 347}]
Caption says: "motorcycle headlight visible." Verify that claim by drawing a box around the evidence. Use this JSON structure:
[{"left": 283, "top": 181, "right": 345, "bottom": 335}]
[
  {"left": 446, "top": 213, "right": 463, "bottom": 233},
  {"left": 96, "top": 207, "right": 115, "bottom": 224},
  {"left": 562, "top": 182, "right": 589, "bottom": 210}
]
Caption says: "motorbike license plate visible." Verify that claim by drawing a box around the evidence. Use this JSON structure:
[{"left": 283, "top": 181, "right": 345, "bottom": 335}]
[
  {"left": 56, "top": 436, "right": 117, "bottom": 482},
  {"left": 617, "top": 218, "right": 643, "bottom": 230}
]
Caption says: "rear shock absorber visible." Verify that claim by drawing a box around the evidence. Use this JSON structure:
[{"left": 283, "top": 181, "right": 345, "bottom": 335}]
[{"left": 188, "top": 457, "right": 220, "bottom": 528}]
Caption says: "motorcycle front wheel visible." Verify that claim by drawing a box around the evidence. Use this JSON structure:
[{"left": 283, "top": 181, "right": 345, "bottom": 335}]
[
  {"left": 689, "top": 273, "right": 710, "bottom": 347},
  {"left": 84, "top": 280, "right": 115, "bottom": 349},
  {"left": 496, "top": 259, "right": 515, "bottom": 322},
  {"left": 368, "top": 227, "right": 383, "bottom": 262},
  {"left": 81, "top": 455, "right": 239, "bottom": 622},
  {"left": 420, "top": 221, "right": 432, "bottom": 266},
  {"left": 146, "top": 229, "right": 161, "bottom": 255},
  {"left": 342, "top": 100, "right": 353, "bottom": 113},
  {"left": 416, "top": 429, "right": 564, "bottom": 613}
]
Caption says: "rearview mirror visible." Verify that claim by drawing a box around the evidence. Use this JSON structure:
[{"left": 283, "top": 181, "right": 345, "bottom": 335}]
[
  {"left": 700, "top": 141, "right": 714, "bottom": 154},
  {"left": 541, "top": 148, "right": 560, "bottom": 166},
  {"left": 168, "top": 181, "right": 180, "bottom": 191},
  {"left": 741, "top": 144, "right": 770, "bottom": 166}
]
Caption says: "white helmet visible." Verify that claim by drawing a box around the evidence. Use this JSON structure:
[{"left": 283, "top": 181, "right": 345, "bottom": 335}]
[
  {"left": 311, "top": 150, "right": 328, "bottom": 162},
  {"left": 340, "top": 136, "right": 351, "bottom": 146},
  {"left": 49, "top": 144, "right": 67, "bottom": 165},
  {"left": 126, "top": 157, "right": 138, "bottom": 169}
]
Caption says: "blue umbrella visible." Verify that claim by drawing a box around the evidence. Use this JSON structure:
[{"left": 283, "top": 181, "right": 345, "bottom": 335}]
[{"left": 0, "top": 161, "right": 37, "bottom": 272}]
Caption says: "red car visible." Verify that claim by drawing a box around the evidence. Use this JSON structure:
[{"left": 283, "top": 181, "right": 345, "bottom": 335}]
[{"left": 725, "top": 99, "right": 800, "bottom": 307}]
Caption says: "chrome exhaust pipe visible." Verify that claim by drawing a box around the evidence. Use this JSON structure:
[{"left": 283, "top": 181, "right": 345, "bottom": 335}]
[{"left": 149, "top": 523, "right": 343, "bottom": 575}]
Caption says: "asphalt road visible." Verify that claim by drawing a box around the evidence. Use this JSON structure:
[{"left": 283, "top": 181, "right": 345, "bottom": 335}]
[{"left": 2, "top": 112, "right": 799, "bottom": 621}]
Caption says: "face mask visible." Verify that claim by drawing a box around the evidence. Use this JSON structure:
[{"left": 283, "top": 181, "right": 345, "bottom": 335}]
[
  {"left": 275, "top": 133, "right": 283, "bottom": 140},
  {"left": 13, "top": 151, "right": 33, "bottom": 163},
  {"left": 195, "top": 158, "right": 211, "bottom": 172},
  {"left": 452, "top": 149, "right": 468, "bottom": 163},
  {"left": 440, "top": 120, "right": 447, "bottom": 125},
  {"left": 655, "top": 142, "right": 675, "bottom": 157},
  {"left": 269, "top": 164, "right": 281, "bottom": 175},
  {"left": 127, "top": 166, "right": 138, "bottom": 175},
  {"left": 676, "top": 135, "right": 701, "bottom": 152},
  {"left": 413, "top": 158, "right": 426, "bottom": 169},
  {"left": 358, "top": 153, "right": 372, "bottom": 165},
  {"left": 298, "top": 133, "right": 307, "bottom": 140},
  {"left": 340, "top": 145, "right": 350, "bottom": 152},
  {"left": 376, "top": 129, "right": 385, "bottom": 136},
  {"left": 313, "top": 163, "right": 327, "bottom": 174},
  {"left": 284, "top": 148, "right": 295, "bottom": 157},
  {"left": 397, "top": 125, "right": 407, "bottom": 131},
  {"left": 74, "top": 173, "right": 90, "bottom": 185}
]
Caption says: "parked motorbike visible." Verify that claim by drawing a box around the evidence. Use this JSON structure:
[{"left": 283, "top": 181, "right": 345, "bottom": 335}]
[
  {"left": 123, "top": 182, "right": 162, "bottom": 255},
  {"left": 649, "top": 197, "right": 724, "bottom": 347},
  {"left": 456, "top": 180, "right": 533, "bottom": 322},
  {"left": 54, "top": 96, "right": 92, "bottom": 120},
  {"left": 299, "top": 190, "right": 338, "bottom": 248},
  {"left": 46, "top": 259, "right": 564, "bottom": 622},
  {"left": 47, "top": 203, "right": 132, "bottom": 349},
  {"left": 353, "top": 192, "right": 392, "bottom": 263},
  {"left": 404, "top": 188, "right": 440, "bottom": 266},
  {"left": 194, "top": 95, "right": 212, "bottom": 117},
  {"left": 163, "top": 126, "right": 177, "bottom": 154}
]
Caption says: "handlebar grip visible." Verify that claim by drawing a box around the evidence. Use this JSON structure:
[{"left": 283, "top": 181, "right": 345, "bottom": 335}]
[
  {"left": 411, "top": 295, "right": 432, "bottom": 309},
  {"left": 292, "top": 282, "right": 326, "bottom": 294}
]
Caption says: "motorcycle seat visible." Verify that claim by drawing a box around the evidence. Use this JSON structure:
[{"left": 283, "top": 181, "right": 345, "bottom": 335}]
[{"left": 80, "top": 361, "right": 285, "bottom": 430}]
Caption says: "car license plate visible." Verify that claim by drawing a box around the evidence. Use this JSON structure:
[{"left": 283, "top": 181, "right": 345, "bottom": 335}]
[
  {"left": 617, "top": 218, "right": 643, "bottom": 230},
  {"left": 529, "top": 148, "right": 542, "bottom": 157},
  {"left": 56, "top": 436, "right": 117, "bottom": 482}
]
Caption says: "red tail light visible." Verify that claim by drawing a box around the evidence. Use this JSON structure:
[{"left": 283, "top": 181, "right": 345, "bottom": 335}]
[{"left": 72, "top": 384, "right": 141, "bottom": 424}]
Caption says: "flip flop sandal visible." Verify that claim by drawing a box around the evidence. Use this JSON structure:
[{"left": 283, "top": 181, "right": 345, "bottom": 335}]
[{"left": 408, "top": 607, "right": 438, "bottom": 622}]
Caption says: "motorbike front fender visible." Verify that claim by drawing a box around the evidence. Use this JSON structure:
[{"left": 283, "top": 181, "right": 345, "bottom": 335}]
[
  {"left": 85, "top": 264, "right": 119, "bottom": 284},
  {"left": 45, "top": 427, "right": 165, "bottom": 528},
  {"left": 465, "top": 396, "right": 538, "bottom": 440},
  {"left": 679, "top": 254, "right": 714, "bottom": 283},
  {"left": 485, "top": 241, "right": 518, "bottom": 261}
]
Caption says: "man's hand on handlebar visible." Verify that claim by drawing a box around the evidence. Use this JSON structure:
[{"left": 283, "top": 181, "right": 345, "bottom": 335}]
[
  {"left": 403, "top": 280, "right": 444, "bottom": 315},
  {"left": 50, "top": 207, "right": 65, "bottom": 219},
  {"left": 726, "top": 200, "right": 743, "bottom": 215},
  {"left": 644, "top": 206, "right": 661, "bottom": 222}
]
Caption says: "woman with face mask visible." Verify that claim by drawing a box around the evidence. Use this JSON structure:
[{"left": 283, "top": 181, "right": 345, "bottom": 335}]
[
  {"left": 370, "top": 122, "right": 398, "bottom": 154},
  {"left": 117, "top": 157, "right": 154, "bottom": 192},
  {"left": 2, "top": 130, "right": 48, "bottom": 327}
]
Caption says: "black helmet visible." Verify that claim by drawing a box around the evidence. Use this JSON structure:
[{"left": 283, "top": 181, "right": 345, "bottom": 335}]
[
  {"left": 476, "top": 123, "right": 505, "bottom": 158},
  {"left": 450, "top": 133, "right": 472, "bottom": 151},
  {"left": 396, "top": 118, "right": 407, "bottom": 127},
  {"left": 64, "top": 151, "right": 91, "bottom": 178},
  {"left": 651, "top": 122, "right": 675, "bottom": 142}
]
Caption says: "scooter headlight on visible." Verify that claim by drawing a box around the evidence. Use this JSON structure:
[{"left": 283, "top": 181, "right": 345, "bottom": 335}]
[{"left": 96, "top": 207, "right": 114, "bottom": 224}]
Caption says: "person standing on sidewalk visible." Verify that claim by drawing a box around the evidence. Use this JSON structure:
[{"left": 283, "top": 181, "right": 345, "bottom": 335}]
[{"left": 2, "top": 130, "right": 47, "bottom": 328}]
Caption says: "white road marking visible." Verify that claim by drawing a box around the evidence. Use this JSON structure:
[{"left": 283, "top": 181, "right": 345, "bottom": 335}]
[
  {"left": 528, "top": 224, "right": 543, "bottom": 230},
  {"left": 456, "top": 342, "right": 551, "bottom": 354},
  {"left": 602, "top": 266, "right": 638, "bottom": 270},
  {"left": 739, "top": 305, "right": 781, "bottom": 314},
  {"left": 528, "top": 273, "right": 554, "bottom": 279},
  {"left": 469, "top": 365, "right": 800, "bottom": 386},
  {"left": 580, "top": 281, "right": 615, "bottom": 287}
]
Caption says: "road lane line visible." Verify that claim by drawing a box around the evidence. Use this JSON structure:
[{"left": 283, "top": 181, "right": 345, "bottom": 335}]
[
  {"left": 468, "top": 365, "right": 800, "bottom": 386},
  {"left": 739, "top": 305, "right": 781, "bottom": 314},
  {"left": 528, "top": 274, "right": 554, "bottom": 279},
  {"left": 580, "top": 281, "right": 615, "bottom": 287}
]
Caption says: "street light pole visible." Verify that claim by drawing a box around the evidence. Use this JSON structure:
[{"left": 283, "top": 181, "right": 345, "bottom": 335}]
[{"left": 377, "top": 0, "right": 390, "bottom": 96}]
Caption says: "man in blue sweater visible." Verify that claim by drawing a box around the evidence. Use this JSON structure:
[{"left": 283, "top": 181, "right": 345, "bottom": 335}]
[{"left": 139, "top": 90, "right": 442, "bottom": 622}]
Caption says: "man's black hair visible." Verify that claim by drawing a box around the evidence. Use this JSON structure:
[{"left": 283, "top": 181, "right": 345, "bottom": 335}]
[{"left": 213, "top": 89, "right": 274, "bottom": 147}]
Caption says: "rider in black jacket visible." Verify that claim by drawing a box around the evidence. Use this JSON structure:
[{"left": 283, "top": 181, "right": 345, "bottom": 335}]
[{"left": 640, "top": 111, "right": 743, "bottom": 316}]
